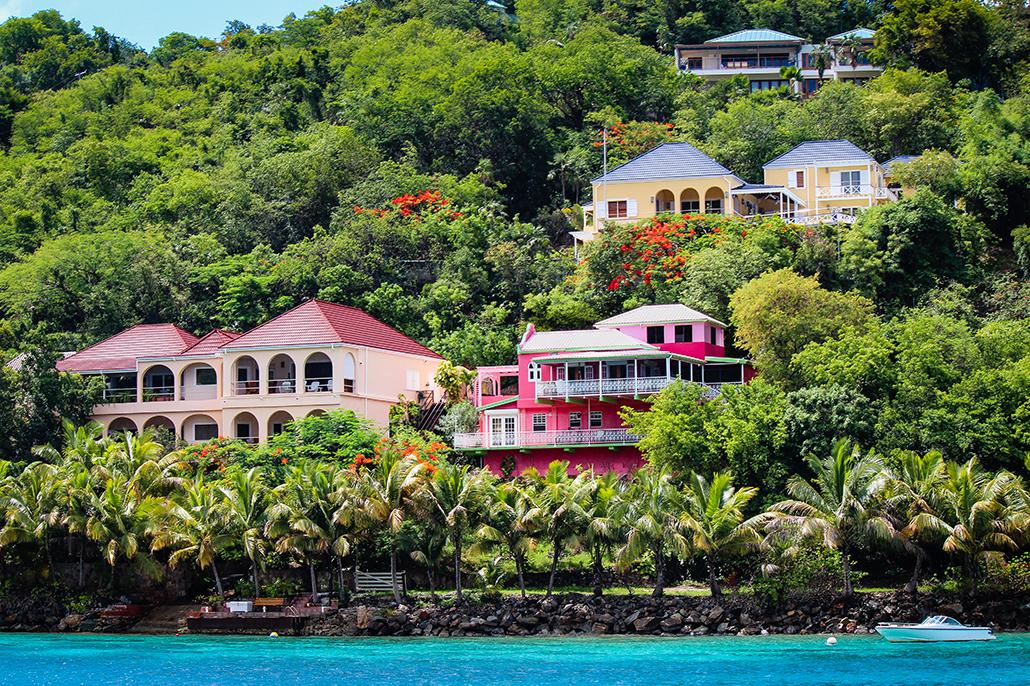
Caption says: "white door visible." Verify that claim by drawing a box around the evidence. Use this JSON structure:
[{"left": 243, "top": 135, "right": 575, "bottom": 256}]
[{"left": 489, "top": 415, "right": 517, "bottom": 447}]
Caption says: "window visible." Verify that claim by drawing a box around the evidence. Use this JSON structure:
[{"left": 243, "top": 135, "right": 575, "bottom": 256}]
[
  {"left": 840, "top": 207, "right": 859, "bottom": 217},
  {"left": 680, "top": 199, "right": 700, "bottom": 213},
  {"left": 748, "top": 79, "right": 789, "bottom": 92},
  {"left": 342, "top": 353, "right": 356, "bottom": 394},
  {"left": 840, "top": 170, "right": 861, "bottom": 193},
  {"left": 710, "top": 327, "right": 718, "bottom": 345},
  {"left": 646, "top": 326, "right": 665, "bottom": 344},
  {"left": 568, "top": 412, "right": 582, "bottom": 429},
  {"left": 480, "top": 377, "right": 496, "bottom": 396},
  {"left": 499, "top": 375, "right": 519, "bottom": 396},
  {"left": 684, "top": 56, "right": 702, "bottom": 71},
  {"left": 589, "top": 411, "right": 603, "bottom": 428},
  {"left": 789, "top": 170, "right": 805, "bottom": 189},
  {"left": 196, "top": 368, "right": 217, "bottom": 386},
  {"left": 194, "top": 424, "right": 218, "bottom": 441},
  {"left": 236, "top": 423, "right": 251, "bottom": 439},
  {"left": 674, "top": 325, "right": 692, "bottom": 343},
  {"left": 271, "top": 422, "right": 285, "bottom": 436},
  {"left": 606, "top": 200, "right": 628, "bottom": 219},
  {"left": 527, "top": 363, "right": 541, "bottom": 382},
  {"left": 705, "top": 198, "right": 723, "bottom": 214},
  {"left": 406, "top": 370, "right": 420, "bottom": 391},
  {"left": 532, "top": 414, "right": 546, "bottom": 432}
]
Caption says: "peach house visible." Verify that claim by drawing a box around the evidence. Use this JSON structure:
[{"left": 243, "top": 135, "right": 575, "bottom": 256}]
[
  {"left": 56, "top": 300, "right": 443, "bottom": 443},
  {"left": 453, "top": 304, "right": 756, "bottom": 475}
]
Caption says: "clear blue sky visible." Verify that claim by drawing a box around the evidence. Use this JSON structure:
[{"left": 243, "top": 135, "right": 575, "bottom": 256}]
[{"left": 0, "top": 1, "right": 335, "bottom": 49}]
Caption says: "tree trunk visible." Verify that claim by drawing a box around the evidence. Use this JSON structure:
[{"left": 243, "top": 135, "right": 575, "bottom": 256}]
[
  {"left": 904, "top": 548, "right": 924, "bottom": 594},
  {"left": 252, "top": 562, "right": 261, "bottom": 598},
  {"left": 78, "top": 540, "right": 85, "bottom": 589},
  {"left": 44, "top": 531, "right": 54, "bottom": 574},
  {"left": 427, "top": 566, "right": 437, "bottom": 601},
  {"left": 389, "top": 545, "right": 402, "bottom": 605},
  {"left": 546, "top": 539, "right": 562, "bottom": 597},
  {"left": 652, "top": 546, "right": 665, "bottom": 598},
  {"left": 309, "top": 561, "right": 318, "bottom": 600},
  {"left": 708, "top": 553, "right": 721, "bottom": 598},
  {"left": 515, "top": 552, "right": 527, "bottom": 599},
  {"left": 453, "top": 533, "right": 463, "bottom": 603},
  {"left": 337, "top": 557, "right": 346, "bottom": 603},
  {"left": 212, "top": 560, "right": 224, "bottom": 597},
  {"left": 592, "top": 545, "right": 604, "bottom": 597},
  {"left": 841, "top": 547, "right": 853, "bottom": 596}
]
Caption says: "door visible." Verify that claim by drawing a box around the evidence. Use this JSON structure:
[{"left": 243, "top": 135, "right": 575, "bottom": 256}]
[{"left": 490, "top": 415, "right": 517, "bottom": 447}]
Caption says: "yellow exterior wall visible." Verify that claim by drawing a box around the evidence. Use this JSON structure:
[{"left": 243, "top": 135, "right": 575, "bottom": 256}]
[
  {"left": 763, "top": 162, "right": 892, "bottom": 213},
  {"left": 589, "top": 176, "right": 736, "bottom": 235}
]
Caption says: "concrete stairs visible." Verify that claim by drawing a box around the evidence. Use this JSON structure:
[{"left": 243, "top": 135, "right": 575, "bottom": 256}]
[{"left": 129, "top": 605, "right": 198, "bottom": 634}]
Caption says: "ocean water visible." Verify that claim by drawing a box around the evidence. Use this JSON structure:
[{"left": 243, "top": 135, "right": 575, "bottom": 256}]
[{"left": 2, "top": 632, "right": 1028, "bottom": 686}]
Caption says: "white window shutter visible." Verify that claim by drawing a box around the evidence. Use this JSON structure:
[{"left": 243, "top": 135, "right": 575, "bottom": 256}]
[
  {"left": 860, "top": 169, "right": 870, "bottom": 185},
  {"left": 830, "top": 171, "right": 841, "bottom": 187},
  {"left": 406, "top": 370, "right": 420, "bottom": 391},
  {"left": 596, "top": 202, "right": 606, "bottom": 219},
  {"left": 627, "top": 199, "right": 638, "bottom": 217},
  {"left": 787, "top": 171, "right": 797, "bottom": 189}
]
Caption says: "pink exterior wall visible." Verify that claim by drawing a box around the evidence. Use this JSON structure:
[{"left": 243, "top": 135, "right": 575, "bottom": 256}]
[
  {"left": 610, "top": 322, "right": 725, "bottom": 359},
  {"left": 481, "top": 446, "right": 644, "bottom": 476}
]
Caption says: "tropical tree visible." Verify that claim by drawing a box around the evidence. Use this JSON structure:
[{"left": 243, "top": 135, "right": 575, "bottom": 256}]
[
  {"left": 810, "top": 43, "right": 835, "bottom": 79},
  {"left": 0, "top": 462, "right": 61, "bottom": 571},
  {"left": 86, "top": 476, "right": 163, "bottom": 589},
  {"left": 219, "top": 468, "right": 269, "bottom": 596},
  {"left": 400, "top": 523, "right": 447, "bottom": 600},
  {"left": 150, "top": 477, "right": 235, "bottom": 596},
  {"left": 358, "top": 449, "right": 424, "bottom": 603},
  {"left": 888, "top": 450, "right": 947, "bottom": 592},
  {"left": 767, "top": 440, "right": 896, "bottom": 596},
  {"left": 905, "top": 458, "right": 1023, "bottom": 593},
  {"left": 475, "top": 480, "right": 542, "bottom": 598},
  {"left": 616, "top": 466, "right": 690, "bottom": 597},
  {"left": 681, "top": 470, "right": 762, "bottom": 597},
  {"left": 532, "top": 461, "right": 590, "bottom": 597},
  {"left": 58, "top": 462, "right": 96, "bottom": 588},
  {"left": 779, "top": 65, "right": 802, "bottom": 95},
  {"left": 582, "top": 471, "right": 626, "bottom": 597},
  {"left": 837, "top": 34, "right": 865, "bottom": 68},
  {"left": 422, "top": 462, "right": 487, "bottom": 602}
]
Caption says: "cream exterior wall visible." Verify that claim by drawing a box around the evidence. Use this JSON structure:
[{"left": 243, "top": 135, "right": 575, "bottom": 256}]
[
  {"left": 589, "top": 176, "right": 736, "bottom": 235},
  {"left": 763, "top": 162, "right": 891, "bottom": 213},
  {"left": 89, "top": 344, "right": 442, "bottom": 443}
]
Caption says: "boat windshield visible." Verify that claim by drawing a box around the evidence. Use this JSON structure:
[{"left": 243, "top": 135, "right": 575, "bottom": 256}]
[{"left": 922, "top": 616, "right": 962, "bottom": 626}]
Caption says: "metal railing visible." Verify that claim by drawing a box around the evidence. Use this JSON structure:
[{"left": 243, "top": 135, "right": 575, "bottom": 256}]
[
  {"left": 268, "top": 378, "right": 297, "bottom": 394},
  {"left": 535, "top": 376, "right": 678, "bottom": 399},
  {"left": 142, "top": 385, "right": 174, "bottom": 402},
  {"left": 232, "top": 380, "right": 259, "bottom": 395},
  {"left": 453, "top": 428, "right": 641, "bottom": 450},
  {"left": 103, "top": 389, "right": 137, "bottom": 403}
]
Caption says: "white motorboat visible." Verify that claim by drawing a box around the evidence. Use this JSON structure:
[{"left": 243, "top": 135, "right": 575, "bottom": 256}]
[{"left": 875, "top": 615, "right": 995, "bottom": 642}]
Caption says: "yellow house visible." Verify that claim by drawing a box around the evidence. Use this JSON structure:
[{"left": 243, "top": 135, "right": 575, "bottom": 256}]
[{"left": 584, "top": 142, "right": 745, "bottom": 236}]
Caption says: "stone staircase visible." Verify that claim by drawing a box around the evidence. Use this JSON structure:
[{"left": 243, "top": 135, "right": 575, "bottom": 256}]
[{"left": 129, "top": 605, "right": 198, "bottom": 634}]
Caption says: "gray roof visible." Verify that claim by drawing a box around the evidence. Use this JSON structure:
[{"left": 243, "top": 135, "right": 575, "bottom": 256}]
[
  {"left": 705, "top": 29, "right": 804, "bottom": 44},
  {"left": 594, "top": 304, "right": 726, "bottom": 329},
  {"left": 733, "top": 183, "right": 785, "bottom": 191},
  {"left": 828, "top": 27, "right": 875, "bottom": 41},
  {"left": 882, "top": 155, "right": 918, "bottom": 172},
  {"left": 592, "top": 142, "right": 736, "bottom": 184},
  {"left": 520, "top": 329, "right": 654, "bottom": 354},
  {"left": 763, "top": 140, "right": 875, "bottom": 169}
]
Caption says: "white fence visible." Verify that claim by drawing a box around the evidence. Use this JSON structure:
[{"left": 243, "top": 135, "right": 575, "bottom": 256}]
[{"left": 355, "top": 570, "right": 406, "bottom": 593}]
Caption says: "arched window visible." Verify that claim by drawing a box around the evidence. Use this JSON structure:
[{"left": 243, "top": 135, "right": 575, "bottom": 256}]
[
  {"left": 480, "top": 377, "right": 496, "bottom": 396},
  {"left": 342, "top": 353, "right": 356, "bottom": 393}
]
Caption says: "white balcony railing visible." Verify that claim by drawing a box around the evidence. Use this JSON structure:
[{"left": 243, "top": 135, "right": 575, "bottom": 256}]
[
  {"left": 268, "top": 378, "right": 298, "bottom": 394},
  {"left": 304, "top": 377, "right": 333, "bottom": 393},
  {"left": 232, "top": 380, "right": 259, "bottom": 396},
  {"left": 816, "top": 185, "right": 897, "bottom": 201},
  {"left": 536, "top": 376, "right": 677, "bottom": 399},
  {"left": 453, "top": 428, "right": 641, "bottom": 450}
]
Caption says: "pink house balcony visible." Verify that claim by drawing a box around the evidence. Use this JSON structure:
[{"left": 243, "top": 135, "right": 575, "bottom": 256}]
[{"left": 453, "top": 428, "right": 641, "bottom": 450}]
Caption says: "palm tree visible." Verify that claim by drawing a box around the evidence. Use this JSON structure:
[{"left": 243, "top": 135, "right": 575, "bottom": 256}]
[
  {"left": 220, "top": 468, "right": 269, "bottom": 596},
  {"left": 811, "top": 43, "right": 835, "bottom": 80},
  {"left": 779, "top": 65, "right": 802, "bottom": 95},
  {"left": 888, "top": 451, "right": 947, "bottom": 593},
  {"left": 532, "top": 461, "right": 590, "bottom": 597},
  {"left": 905, "top": 458, "right": 1022, "bottom": 593},
  {"left": 86, "top": 476, "right": 163, "bottom": 590},
  {"left": 150, "top": 476, "right": 235, "bottom": 596},
  {"left": 422, "top": 463, "right": 486, "bottom": 602},
  {"left": 58, "top": 463, "right": 96, "bottom": 588},
  {"left": 475, "top": 480, "right": 542, "bottom": 598},
  {"left": 582, "top": 471, "right": 626, "bottom": 597},
  {"left": 767, "top": 440, "right": 896, "bottom": 596},
  {"left": 357, "top": 450, "right": 423, "bottom": 604},
  {"left": 837, "top": 34, "right": 865, "bottom": 68},
  {"left": 616, "top": 466, "right": 690, "bottom": 597},
  {"left": 0, "top": 463, "right": 62, "bottom": 572},
  {"left": 681, "top": 470, "right": 763, "bottom": 597}
]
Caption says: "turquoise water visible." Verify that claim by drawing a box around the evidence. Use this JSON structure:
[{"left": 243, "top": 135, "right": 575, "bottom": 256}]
[{"left": 2, "top": 633, "right": 1029, "bottom": 686}]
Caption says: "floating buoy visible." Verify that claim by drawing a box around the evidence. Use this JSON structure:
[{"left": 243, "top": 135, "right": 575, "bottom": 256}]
[
  {"left": 825, "top": 636, "right": 838, "bottom": 646},
  {"left": 269, "top": 632, "right": 279, "bottom": 638}
]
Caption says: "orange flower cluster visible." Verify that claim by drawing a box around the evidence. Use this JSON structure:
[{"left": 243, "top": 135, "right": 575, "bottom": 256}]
[{"left": 353, "top": 190, "right": 462, "bottom": 222}]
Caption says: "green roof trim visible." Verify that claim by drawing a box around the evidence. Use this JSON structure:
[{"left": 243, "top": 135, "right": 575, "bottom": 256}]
[
  {"left": 705, "top": 356, "right": 749, "bottom": 364},
  {"left": 478, "top": 397, "right": 517, "bottom": 410}
]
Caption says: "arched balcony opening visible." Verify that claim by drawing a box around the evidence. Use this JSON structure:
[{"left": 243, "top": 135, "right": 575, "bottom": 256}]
[
  {"left": 341, "top": 353, "right": 355, "bottom": 393},
  {"left": 232, "top": 356, "right": 259, "bottom": 395},
  {"left": 142, "top": 365, "right": 175, "bottom": 402},
  {"left": 304, "top": 352, "right": 333, "bottom": 393},
  {"left": 180, "top": 363, "right": 218, "bottom": 401},
  {"left": 107, "top": 417, "right": 138, "bottom": 436},
  {"left": 232, "top": 412, "right": 259, "bottom": 444},
  {"left": 655, "top": 189, "right": 675, "bottom": 213},
  {"left": 268, "top": 410, "right": 294, "bottom": 437},
  {"left": 680, "top": 188, "right": 700, "bottom": 214},
  {"left": 704, "top": 187, "right": 724, "bottom": 214},
  {"left": 306, "top": 409, "right": 326, "bottom": 418},
  {"left": 182, "top": 414, "right": 219, "bottom": 443},
  {"left": 143, "top": 416, "right": 176, "bottom": 444},
  {"left": 268, "top": 353, "right": 298, "bottom": 394}
]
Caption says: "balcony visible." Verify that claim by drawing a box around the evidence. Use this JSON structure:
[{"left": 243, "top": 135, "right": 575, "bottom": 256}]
[
  {"left": 816, "top": 185, "right": 897, "bottom": 201},
  {"left": 103, "top": 388, "right": 137, "bottom": 404},
  {"left": 453, "top": 428, "right": 641, "bottom": 450},
  {"left": 142, "top": 385, "right": 174, "bottom": 402},
  {"left": 304, "top": 377, "right": 333, "bottom": 393},
  {"left": 536, "top": 376, "right": 677, "bottom": 399}
]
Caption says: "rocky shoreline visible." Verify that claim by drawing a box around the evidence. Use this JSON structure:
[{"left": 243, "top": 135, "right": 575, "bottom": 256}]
[{"left": 5, "top": 591, "right": 1029, "bottom": 637}]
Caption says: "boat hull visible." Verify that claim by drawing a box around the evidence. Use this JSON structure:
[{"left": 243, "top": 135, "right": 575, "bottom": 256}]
[{"left": 875, "top": 625, "right": 995, "bottom": 642}]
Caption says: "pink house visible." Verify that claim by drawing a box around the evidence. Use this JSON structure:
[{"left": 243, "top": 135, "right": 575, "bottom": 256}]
[{"left": 453, "top": 304, "right": 756, "bottom": 475}]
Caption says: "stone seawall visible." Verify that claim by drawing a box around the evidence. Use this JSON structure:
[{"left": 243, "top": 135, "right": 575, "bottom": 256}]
[{"left": 303, "top": 592, "right": 1030, "bottom": 638}]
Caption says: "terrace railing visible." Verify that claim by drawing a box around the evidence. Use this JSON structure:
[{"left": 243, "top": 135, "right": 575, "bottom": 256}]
[
  {"left": 535, "top": 375, "right": 677, "bottom": 399},
  {"left": 453, "top": 428, "right": 641, "bottom": 450},
  {"left": 816, "top": 185, "right": 897, "bottom": 201},
  {"left": 232, "top": 380, "right": 259, "bottom": 396},
  {"left": 103, "top": 389, "right": 137, "bottom": 403},
  {"left": 268, "top": 378, "right": 297, "bottom": 394},
  {"left": 142, "top": 385, "right": 174, "bottom": 402},
  {"left": 304, "top": 377, "right": 333, "bottom": 393}
]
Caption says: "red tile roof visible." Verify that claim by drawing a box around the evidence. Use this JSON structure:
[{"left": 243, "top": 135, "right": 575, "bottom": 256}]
[
  {"left": 56, "top": 324, "right": 199, "bottom": 373},
  {"left": 176, "top": 329, "right": 241, "bottom": 357},
  {"left": 219, "top": 300, "right": 441, "bottom": 358}
]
